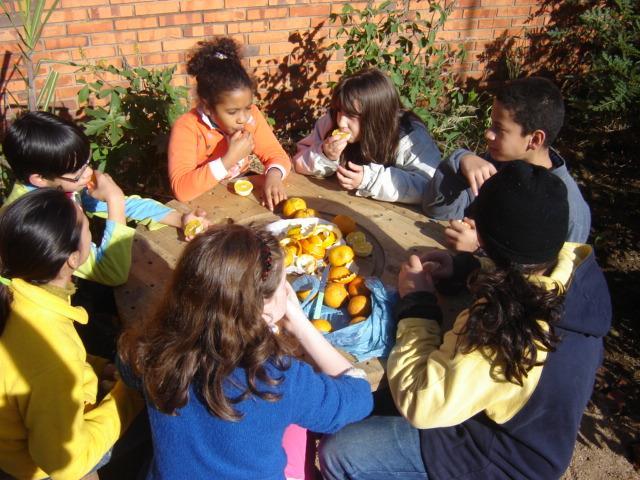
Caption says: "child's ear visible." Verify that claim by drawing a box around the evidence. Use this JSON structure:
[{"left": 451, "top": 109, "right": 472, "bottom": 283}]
[
  {"left": 67, "top": 250, "right": 81, "bottom": 271},
  {"left": 528, "top": 130, "right": 546, "bottom": 151},
  {"left": 28, "top": 173, "right": 52, "bottom": 188}
]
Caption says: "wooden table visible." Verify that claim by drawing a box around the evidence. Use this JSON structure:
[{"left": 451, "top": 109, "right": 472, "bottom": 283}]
[{"left": 115, "top": 172, "right": 461, "bottom": 390}]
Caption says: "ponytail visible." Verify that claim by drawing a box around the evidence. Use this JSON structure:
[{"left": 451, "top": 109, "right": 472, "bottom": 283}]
[
  {"left": 186, "top": 37, "right": 254, "bottom": 108},
  {"left": 457, "top": 261, "right": 564, "bottom": 386}
]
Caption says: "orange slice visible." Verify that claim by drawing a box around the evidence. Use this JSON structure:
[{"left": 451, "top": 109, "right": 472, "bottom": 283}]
[
  {"left": 184, "top": 219, "right": 204, "bottom": 237},
  {"left": 233, "top": 179, "right": 253, "bottom": 196},
  {"left": 331, "top": 129, "right": 351, "bottom": 140},
  {"left": 346, "top": 231, "right": 366, "bottom": 246}
]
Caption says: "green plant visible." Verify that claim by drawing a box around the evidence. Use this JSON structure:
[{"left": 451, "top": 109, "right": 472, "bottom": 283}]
[
  {"left": 547, "top": 0, "right": 640, "bottom": 131},
  {"left": 329, "top": 0, "right": 490, "bottom": 155},
  {"left": 75, "top": 60, "right": 189, "bottom": 194},
  {"left": 0, "top": 0, "right": 60, "bottom": 111}
]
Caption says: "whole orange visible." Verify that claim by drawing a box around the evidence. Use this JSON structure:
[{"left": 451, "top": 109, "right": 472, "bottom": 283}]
[
  {"left": 293, "top": 208, "right": 317, "bottom": 218},
  {"left": 347, "top": 276, "right": 370, "bottom": 296},
  {"left": 282, "top": 197, "right": 307, "bottom": 218},
  {"left": 328, "top": 245, "right": 355, "bottom": 267},
  {"left": 347, "top": 295, "right": 372, "bottom": 317},
  {"left": 324, "top": 283, "right": 349, "bottom": 308},
  {"left": 350, "top": 316, "right": 368, "bottom": 325},
  {"left": 311, "top": 319, "right": 332, "bottom": 332},
  {"left": 332, "top": 214, "right": 358, "bottom": 235}
]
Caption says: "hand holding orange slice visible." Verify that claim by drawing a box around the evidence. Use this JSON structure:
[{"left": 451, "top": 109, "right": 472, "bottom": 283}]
[
  {"left": 331, "top": 129, "right": 351, "bottom": 140},
  {"left": 184, "top": 219, "right": 205, "bottom": 237}
]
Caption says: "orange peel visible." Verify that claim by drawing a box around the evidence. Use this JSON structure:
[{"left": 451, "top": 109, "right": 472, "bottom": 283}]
[
  {"left": 328, "top": 266, "right": 357, "bottom": 285},
  {"left": 295, "top": 254, "right": 317, "bottom": 274}
]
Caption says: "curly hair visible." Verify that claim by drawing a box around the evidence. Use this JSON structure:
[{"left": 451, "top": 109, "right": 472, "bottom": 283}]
[
  {"left": 119, "top": 224, "right": 295, "bottom": 420},
  {"left": 457, "top": 260, "right": 565, "bottom": 386},
  {"left": 186, "top": 37, "right": 255, "bottom": 108}
]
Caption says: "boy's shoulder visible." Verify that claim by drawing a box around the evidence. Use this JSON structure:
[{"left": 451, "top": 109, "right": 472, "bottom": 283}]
[{"left": 3, "top": 182, "right": 33, "bottom": 207}]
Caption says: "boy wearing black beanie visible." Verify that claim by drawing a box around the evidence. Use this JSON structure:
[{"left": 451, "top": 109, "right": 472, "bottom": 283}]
[
  {"left": 321, "top": 161, "right": 611, "bottom": 480},
  {"left": 422, "top": 77, "right": 591, "bottom": 252}
]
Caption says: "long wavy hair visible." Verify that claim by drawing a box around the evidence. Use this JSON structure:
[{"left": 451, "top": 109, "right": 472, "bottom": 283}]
[
  {"left": 0, "top": 189, "right": 82, "bottom": 335},
  {"left": 329, "top": 68, "right": 423, "bottom": 167},
  {"left": 119, "top": 224, "right": 294, "bottom": 420},
  {"left": 458, "top": 260, "right": 564, "bottom": 386}
]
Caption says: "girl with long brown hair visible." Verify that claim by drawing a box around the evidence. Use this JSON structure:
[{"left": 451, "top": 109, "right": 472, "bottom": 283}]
[
  {"left": 119, "top": 223, "right": 372, "bottom": 480},
  {"left": 293, "top": 68, "right": 441, "bottom": 204}
]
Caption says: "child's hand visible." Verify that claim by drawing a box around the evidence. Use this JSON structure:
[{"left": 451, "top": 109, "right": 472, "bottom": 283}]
[
  {"left": 181, "top": 208, "right": 210, "bottom": 241},
  {"left": 445, "top": 218, "right": 480, "bottom": 252},
  {"left": 420, "top": 250, "right": 454, "bottom": 280},
  {"left": 223, "top": 130, "right": 254, "bottom": 169},
  {"left": 281, "top": 281, "right": 308, "bottom": 336},
  {"left": 322, "top": 134, "right": 348, "bottom": 161},
  {"left": 336, "top": 161, "right": 364, "bottom": 191},
  {"left": 398, "top": 254, "right": 435, "bottom": 297},
  {"left": 262, "top": 169, "right": 287, "bottom": 212},
  {"left": 460, "top": 154, "right": 497, "bottom": 196},
  {"left": 88, "top": 171, "right": 125, "bottom": 204}
]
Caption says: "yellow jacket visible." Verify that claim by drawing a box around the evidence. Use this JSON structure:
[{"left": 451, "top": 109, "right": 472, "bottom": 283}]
[{"left": 0, "top": 279, "right": 143, "bottom": 479}]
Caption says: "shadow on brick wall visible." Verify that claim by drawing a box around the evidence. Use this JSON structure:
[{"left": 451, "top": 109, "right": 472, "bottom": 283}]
[{"left": 253, "top": 25, "right": 331, "bottom": 153}]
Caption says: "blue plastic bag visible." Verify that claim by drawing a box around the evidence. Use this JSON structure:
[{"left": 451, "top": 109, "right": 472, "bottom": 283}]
[{"left": 290, "top": 275, "right": 399, "bottom": 362}]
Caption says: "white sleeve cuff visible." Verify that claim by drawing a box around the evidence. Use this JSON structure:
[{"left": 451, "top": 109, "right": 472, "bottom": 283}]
[
  {"left": 266, "top": 164, "right": 287, "bottom": 179},
  {"left": 208, "top": 158, "right": 228, "bottom": 181}
]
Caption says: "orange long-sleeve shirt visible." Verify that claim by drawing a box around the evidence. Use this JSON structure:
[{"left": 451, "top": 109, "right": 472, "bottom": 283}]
[{"left": 168, "top": 106, "right": 291, "bottom": 202}]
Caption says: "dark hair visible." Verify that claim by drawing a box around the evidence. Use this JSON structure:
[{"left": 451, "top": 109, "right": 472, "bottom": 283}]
[
  {"left": 330, "top": 68, "right": 422, "bottom": 167},
  {"left": 119, "top": 223, "right": 293, "bottom": 421},
  {"left": 0, "top": 188, "right": 83, "bottom": 335},
  {"left": 186, "top": 37, "right": 254, "bottom": 108},
  {"left": 2, "top": 111, "right": 90, "bottom": 183},
  {"left": 494, "top": 77, "right": 565, "bottom": 146},
  {"left": 458, "top": 261, "right": 563, "bottom": 386}
]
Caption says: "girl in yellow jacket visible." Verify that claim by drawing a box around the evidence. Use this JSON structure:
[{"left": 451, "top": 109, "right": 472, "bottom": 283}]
[{"left": 0, "top": 189, "right": 143, "bottom": 480}]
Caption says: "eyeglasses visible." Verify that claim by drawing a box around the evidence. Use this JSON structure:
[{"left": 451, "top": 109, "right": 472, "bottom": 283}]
[{"left": 58, "top": 160, "right": 91, "bottom": 183}]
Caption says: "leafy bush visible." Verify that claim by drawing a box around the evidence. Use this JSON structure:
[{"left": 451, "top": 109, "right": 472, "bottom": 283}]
[
  {"left": 547, "top": 0, "right": 640, "bottom": 132},
  {"left": 329, "top": 0, "right": 490, "bottom": 155},
  {"left": 76, "top": 61, "right": 188, "bottom": 195}
]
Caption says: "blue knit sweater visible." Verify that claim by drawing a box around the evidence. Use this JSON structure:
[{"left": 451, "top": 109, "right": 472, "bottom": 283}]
[{"left": 145, "top": 358, "right": 373, "bottom": 480}]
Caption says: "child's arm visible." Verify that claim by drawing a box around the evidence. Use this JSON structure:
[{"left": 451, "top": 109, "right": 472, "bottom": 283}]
[
  {"left": 337, "top": 128, "right": 442, "bottom": 204},
  {"left": 250, "top": 106, "right": 291, "bottom": 210},
  {"left": 281, "top": 282, "right": 354, "bottom": 376},
  {"left": 292, "top": 113, "right": 342, "bottom": 177}
]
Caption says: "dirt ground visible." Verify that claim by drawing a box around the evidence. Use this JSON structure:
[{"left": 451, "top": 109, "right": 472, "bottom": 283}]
[{"left": 559, "top": 131, "right": 640, "bottom": 479}]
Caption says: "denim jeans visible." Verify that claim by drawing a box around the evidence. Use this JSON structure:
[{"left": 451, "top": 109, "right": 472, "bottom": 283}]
[{"left": 319, "top": 415, "right": 427, "bottom": 480}]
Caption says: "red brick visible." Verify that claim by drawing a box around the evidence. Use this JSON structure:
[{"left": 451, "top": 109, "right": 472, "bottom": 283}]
[
  {"left": 49, "top": 9, "right": 88, "bottom": 23},
  {"left": 463, "top": 8, "right": 498, "bottom": 18},
  {"left": 482, "top": 0, "right": 514, "bottom": 5},
  {"left": 460, "top": 28, "right": 494, "bottom": 39},
  {"left": 454, "top": 0, "right": 482, "bottom": 7},
  {"left": 445, "top": 19, "right": 478, "bottom": 30},
  {"left": 115, "top": 17, "right": 158, "bottom": 30},
  {"left": 247, "top": 7, "right": 287, "bottom": 19},
  {"left": 32, "top": 50, "right": 72, "bottom": 63},
  {"left": 89, "top": 6, "right": 134, "bottom": 19},
  {"left": 183, "top": 25, "right": 227, "bottom": 36},
  {"left": 68, "top": 20, "right": 113, "bottom": 35},
  {"left": 270, "top": 17, "right": 309, "bottom": 30},
  {"left": 202, "top": 9, "right": 246, "bottom": 22},
  {"left": 162, "top": 38, "right": 200, "bottom": 52},
  {"left": 60, "top": 0, "right": 102, "bottom": 6},
  {"left": 118, "top": 41, "right": 163, "bottom": 55},
  {"left": 269, "top": 0, "right": 310, "bottom": 4},
  {"left": 226, "top": 0, "right": 267, "bottom": 7},
  {"left": 436, "top": 30, "right": 461, "bottom": 40},
  {"left": 158, "top": 13, "right": 203, "bottom": 26},
  {"left": 142, "top": 52, "right": 183, "bottom": 65},
  {"left": 134, "top": 1, "right": 181, "bottom": 16},
  {"left": 228, "top": 20, "right": 268, "bottom": 33},
  {"left": 180, "top": 0, "right": 224, "bottom": 11},
  {"left": 111, "top": 0, "right": 154, "bottom": 3},
  {"left": 71, "top": 45, "right": 117, "bottom": 60},
  {"left": 91, "top": 31, "right": 137, "bottom": 45},
  {"left": 54, "top": 85, "right": 84, "bottom": 100},
  {"left": 290, "top": 5, "right": 329, "bottom": 16},
  {"left": 497, "top": 6, "right": 531, "bottom": 16},
  {"left": 44, "top": 36, "right": 87, "bottom": 50},
  {"left": 137, "top": 27, "right": 182, "bottom": 42},
  {"left": 447, "top": 8, "right": 464, "bottom": 19},
  {"left": 41, "top": 24, "right": 67, "bottom": 37},
  {"left": 247, "top": 31, "right": 290, "bottom": 44}
]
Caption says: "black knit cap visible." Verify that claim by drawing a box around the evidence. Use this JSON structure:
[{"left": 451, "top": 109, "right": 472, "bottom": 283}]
[{"left": 475, "top": 160, "right": 569, "bottom": 265}]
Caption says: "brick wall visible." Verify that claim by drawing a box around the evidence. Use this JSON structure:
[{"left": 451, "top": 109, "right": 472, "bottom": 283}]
[{"left": 0, "top": 0, "right": 548, "bottom": 117}]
